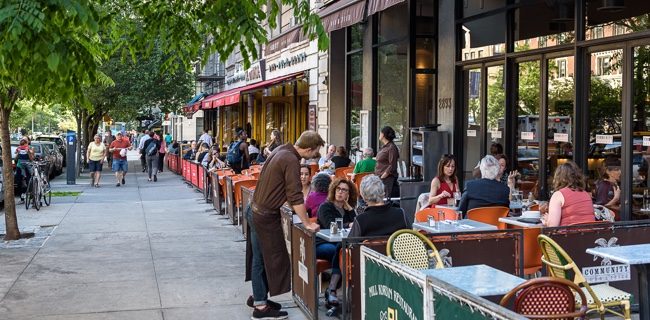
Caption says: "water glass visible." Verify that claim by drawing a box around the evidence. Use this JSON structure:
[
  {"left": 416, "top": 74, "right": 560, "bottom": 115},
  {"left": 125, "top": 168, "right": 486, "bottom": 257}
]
[
  {"left": 453, "top": 192, "right": 461, "bottom": 207},
  {"left": 330, "top": 221, "right": 339, "bottom": 234},
  {"left": 335, "top": 218, "right": 343, "bottom": 231}
]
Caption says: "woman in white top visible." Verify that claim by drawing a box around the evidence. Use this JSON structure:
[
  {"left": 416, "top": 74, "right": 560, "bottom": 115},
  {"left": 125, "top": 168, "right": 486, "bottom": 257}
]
[{"left": 87, "top": 134, "right": 107, "bottom": 187}]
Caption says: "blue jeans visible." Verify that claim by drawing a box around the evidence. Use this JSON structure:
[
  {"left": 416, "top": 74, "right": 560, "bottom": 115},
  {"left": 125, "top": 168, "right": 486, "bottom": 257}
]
[
  {"left": 247, "top": 206, "right": 270, "bottom": 306},
  {"left": 316, "top": 242, "right": 341, "bottom": 275}
]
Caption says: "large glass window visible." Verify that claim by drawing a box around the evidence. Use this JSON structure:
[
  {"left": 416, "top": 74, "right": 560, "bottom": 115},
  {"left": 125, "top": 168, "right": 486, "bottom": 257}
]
[
  {"left": 513, "top": 2, "right": 575, "bottom": 52},
  {"left": 587, "top": 49, "right": 623, "bottom": 201},
  {"left": 487, "top": 65, "right": 505, "bottom": 150},
  {"left": 632, "top": 45, "right": 650, "bottom": 216},
  {"left": 585, "top": 1, "right": 650, "bottom": 40},
  {"left": 546, "top": 55, "right": 575, "bottom": 196},
  {"left": 461, "top": 13, "right": 506, "bottom": 60},
  {"left": 378, "top": 3, "right": 408, "bottom": 42},
  {"left": 377, "top": 41, "right": 408, "bottom": 154},
  {"left": 516, "top": 60, "right": 541, "bottom": 195},
  {"left": 463, "top": 68, "right": 482, "bottom": 180},
  {"left": 348, "top": 52, "right": 363, "bottom": 153}
]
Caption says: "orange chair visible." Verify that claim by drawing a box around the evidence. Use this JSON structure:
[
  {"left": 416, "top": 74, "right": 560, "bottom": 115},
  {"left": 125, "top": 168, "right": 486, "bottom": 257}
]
[
  {"left": 414, "top": 207, "right": 459, "bottom": 222},
  {"left": 522, "top": 228, "right": 542, "bottom": 276},
  {"left": 309, "top": 163, "right": 319, "bottom": 178},
  {"left": 466, "top": 206, "right": 510, "bottom": 229},
  {"left": 352, "top": 172, "right": 372, "bottom": 192},
  {"left": 335, "top": 167, "right": 354, "bottom": 180}
]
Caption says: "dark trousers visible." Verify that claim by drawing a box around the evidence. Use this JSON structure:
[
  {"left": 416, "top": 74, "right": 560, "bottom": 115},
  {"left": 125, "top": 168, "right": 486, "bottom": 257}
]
[
  {"left": 158, "top": 152, "right": 165, "bottom": 172},
  {"left": 381, "top": 175, "right": 399, "bottom": 199},
  {"left": 140, "top": 153, "right": 147, "bottom": 170},
  {"left": 246, "top": 206, "right": 270, "bottom": 305}
]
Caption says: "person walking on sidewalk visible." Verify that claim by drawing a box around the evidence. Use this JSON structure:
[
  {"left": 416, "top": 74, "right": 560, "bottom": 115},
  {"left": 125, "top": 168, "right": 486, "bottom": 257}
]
[
  {"left": 245, "top": 130, "right": 324, "bottom": 320},
  {"left": 87, "top": 134, "right": 107, "bottom": 187},
  {"left": 103, "top": 130, "right": 114, "bottom": 168},
  {"left": 143, "top": 131, "right": 161, "bottom": 182},
  {"left": 138, "top": 129, "right": 151, "bottom": 172},
  {"left": 158, "top": 132, "right": 167, "bottom": 173},
  {"left": 109, "top": 132, "right": 131, "bottom": 187}
]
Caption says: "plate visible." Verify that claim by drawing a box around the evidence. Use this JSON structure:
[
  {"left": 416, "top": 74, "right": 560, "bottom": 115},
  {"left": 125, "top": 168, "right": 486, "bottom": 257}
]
[{"left": 522, "top": 210, "right": 540, "bottom": 218}]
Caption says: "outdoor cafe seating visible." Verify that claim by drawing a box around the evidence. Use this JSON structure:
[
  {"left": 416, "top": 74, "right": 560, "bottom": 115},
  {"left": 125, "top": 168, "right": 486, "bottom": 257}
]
[{"left": 500, "top": 277, "right": 588, "bottom": 319}]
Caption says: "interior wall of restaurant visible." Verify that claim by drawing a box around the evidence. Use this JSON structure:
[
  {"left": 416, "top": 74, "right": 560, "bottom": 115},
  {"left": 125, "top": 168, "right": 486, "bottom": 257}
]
[{"left": 328, "top": 29, "right": 347, "bottom": 148}]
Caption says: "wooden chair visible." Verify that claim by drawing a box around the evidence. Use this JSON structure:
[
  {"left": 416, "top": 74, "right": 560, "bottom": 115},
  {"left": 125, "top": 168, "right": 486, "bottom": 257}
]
[
  {"left": 414, "top": 207, "right": 458, "bottom": 223},
  {"left": 538, "top": 234, "right": 631, "bottom": 320},
  {"left": 386, "top": 229, "right": 443, "bottom": 270},
  {"left": 500, "top": 277, "right": 588, "bottom": 319},
  {"left": 466, "top": 206, "right": 510, "bottom": 229}
]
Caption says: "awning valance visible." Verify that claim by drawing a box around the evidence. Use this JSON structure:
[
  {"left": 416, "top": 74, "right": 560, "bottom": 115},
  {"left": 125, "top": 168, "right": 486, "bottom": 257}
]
[
  {"left": 320, "top": 0, "right": 367, "bottom": 33},
  {"left": 201, "top": 72, "right": 303, "bottom": 110},
  {"left": 367, "top": 0, "right": 405, "bottom": 16}
]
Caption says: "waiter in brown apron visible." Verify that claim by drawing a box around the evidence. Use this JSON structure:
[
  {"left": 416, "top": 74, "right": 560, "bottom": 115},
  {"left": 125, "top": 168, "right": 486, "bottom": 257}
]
[{"left": 245, "top": 130, "right": 323, "bottom": 319}]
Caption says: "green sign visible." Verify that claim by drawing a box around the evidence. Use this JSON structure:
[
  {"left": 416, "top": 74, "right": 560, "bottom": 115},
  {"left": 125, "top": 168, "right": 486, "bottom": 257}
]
[
  {"left": 364, "top": 256, "right": 424, "bottom": 320},
  {"left": 432, "top": 291, "right": 494, "bottom": 320}
]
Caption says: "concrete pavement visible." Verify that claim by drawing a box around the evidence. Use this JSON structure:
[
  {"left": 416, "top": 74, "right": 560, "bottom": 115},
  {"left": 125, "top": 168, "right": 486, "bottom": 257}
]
[{"left": 0, "top": 151, "right": 308, "bottom": 320}]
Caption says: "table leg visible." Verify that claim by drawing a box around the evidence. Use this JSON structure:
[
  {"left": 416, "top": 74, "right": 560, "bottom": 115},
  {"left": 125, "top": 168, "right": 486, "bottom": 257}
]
[{"left": 639, "top": 264, "right": 650, "bottom": 320}]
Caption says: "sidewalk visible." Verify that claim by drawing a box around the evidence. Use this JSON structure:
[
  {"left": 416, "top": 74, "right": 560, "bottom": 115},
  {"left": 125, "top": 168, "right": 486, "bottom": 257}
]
[{"left": 0, "top": 150, "right": 306, "bottom": 320}]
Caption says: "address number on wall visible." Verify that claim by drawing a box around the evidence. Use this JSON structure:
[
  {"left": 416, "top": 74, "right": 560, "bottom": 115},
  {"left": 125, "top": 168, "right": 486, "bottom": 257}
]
[{"left": 438, "top": 98, "right": 452, "bottom": 109}]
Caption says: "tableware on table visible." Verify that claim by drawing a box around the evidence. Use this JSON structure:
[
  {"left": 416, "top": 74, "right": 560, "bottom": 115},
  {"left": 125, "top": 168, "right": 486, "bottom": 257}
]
[
  {"left": 454, "top": 192, "right": 461, "bottom": 207},
  {"left": 330, "top": 221, "right": 339, "bottom": 234},
  {"left": 335, "top": 218, "right": 343, "bottom": 231},
  {"left": 521, "top": 210, "right": 541, "bottom": 219}
]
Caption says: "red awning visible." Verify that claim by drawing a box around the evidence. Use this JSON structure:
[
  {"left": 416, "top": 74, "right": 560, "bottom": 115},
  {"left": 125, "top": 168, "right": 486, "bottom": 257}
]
[{"left": 201, "top": 72, "right": 303, "bottom": 109}]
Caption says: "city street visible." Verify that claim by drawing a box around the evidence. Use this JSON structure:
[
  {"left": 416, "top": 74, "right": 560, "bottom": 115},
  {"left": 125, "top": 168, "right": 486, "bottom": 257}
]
[{"left": 0, "top": 151, "right": 305, "bottom": 320}]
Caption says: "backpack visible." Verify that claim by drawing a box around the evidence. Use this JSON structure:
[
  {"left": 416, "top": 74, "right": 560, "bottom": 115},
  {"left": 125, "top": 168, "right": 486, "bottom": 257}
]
[
  {"left": 227, "top": 140, "right": 243, "bottom": 165},
  {"left": 146, "top": 140, "right": 158, "bottom": 156}
]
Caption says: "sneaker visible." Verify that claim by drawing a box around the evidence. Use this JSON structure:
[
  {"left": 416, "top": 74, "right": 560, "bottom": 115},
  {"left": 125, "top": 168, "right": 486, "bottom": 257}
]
[
  {"left": 116, "top": 183, "right": 121, "bottom": 187},
  {"left": 122, "top": 178, "right": 125, "bottom": 185},
  {"left": 246, "top": 296, "right": 282, "bottom": 310},
  {"left": 153, "top": 175, "right": 157, "bottom": 182},
  {"left": 251, "top": 306, "right": 288, "bottom": 320},
  {"left": 325, "top": 290, "right": 339, "bottom": 307}
]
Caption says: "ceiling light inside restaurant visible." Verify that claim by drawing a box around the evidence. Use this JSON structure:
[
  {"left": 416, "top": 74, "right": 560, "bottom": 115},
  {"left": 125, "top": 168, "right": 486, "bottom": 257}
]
[{"left": 597, "top": 0, "right": 625, "bottom": 12}]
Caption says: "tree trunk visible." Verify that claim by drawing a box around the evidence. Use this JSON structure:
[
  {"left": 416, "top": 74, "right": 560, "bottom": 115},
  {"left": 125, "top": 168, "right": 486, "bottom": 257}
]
[
  {"left": 75, "top": 109, "right": 83, "bottom": 177},
  {"left": 1, "top": 89, "right": 20, "bottom": 240}
]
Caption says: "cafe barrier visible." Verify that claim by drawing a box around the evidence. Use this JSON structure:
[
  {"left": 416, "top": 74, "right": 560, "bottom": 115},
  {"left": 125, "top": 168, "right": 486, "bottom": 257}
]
[
  {"left": 292, "top": 223, "right": 319, "bottom": 320},
  {"left": 360, "top": 246, "right": 526, "bottom": 320},
  {"left": 225, "top": 176, "right": 236, "bottom": 224},
  {"left": 360, "top": 246, "right": 428, "bottom": 320},
  {"left": 542, "top": 220, "right": 650, "bottom": 307},
  {"left": 343, "top": 229, "right": 523, "bottom": 320},
  {"left": 241, "top": 186, "right": 255, "bottom": 237},
  {"left": 210, "top": 171, "right": 222, "bottom": 213}
]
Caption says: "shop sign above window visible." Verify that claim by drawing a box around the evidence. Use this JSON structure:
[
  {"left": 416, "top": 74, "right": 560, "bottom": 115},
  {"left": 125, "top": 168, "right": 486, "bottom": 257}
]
[{"left": 268, "top": 52, "right": 308, "bottom": 72}]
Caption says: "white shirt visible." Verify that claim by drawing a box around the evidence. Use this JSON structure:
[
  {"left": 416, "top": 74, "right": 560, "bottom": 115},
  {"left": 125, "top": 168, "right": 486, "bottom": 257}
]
[
  {"left": 138, "top": 135, "right": 151, "bottom": 150},
  {"left": 199, "top": 133, "right": 213, "bottom": 146},
  {"left": 248, "top": 145, "right": 260, "bottom": 155}
]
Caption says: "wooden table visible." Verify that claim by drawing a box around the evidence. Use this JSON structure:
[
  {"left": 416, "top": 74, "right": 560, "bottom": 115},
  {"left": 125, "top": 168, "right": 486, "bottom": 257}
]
[
  {"left": 422, "top": 264, "right": 525, "bottom": 296},
  {"left": 587, "top": 244, "right": 650, "bottom": 320},
  {"left": 413, "top": 219, "right": 497, "bottom": 234}
]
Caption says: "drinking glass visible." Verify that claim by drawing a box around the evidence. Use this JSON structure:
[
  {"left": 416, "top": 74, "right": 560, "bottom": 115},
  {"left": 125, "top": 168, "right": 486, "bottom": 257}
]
[
  {"left": 335, "top": 218, "right": 343, "bottom": 232},
  {"left": 453, "top": 192, "right": 461, "bottom": 207}
]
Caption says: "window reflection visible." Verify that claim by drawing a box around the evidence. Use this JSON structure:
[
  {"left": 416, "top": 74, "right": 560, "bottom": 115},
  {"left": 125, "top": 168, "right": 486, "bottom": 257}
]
[
  {"left": 632, "top": 45, "right": 650, "bottom": 217},
  {"left": 461, "top": 13, "right": 506, "bottom": 61},
  {"left": 517, "top": 61, "right": 541, "bottom": 196},
  {"left": 585, "top": 1, "right": 650, "bottom": 40},
  {"left": 377, "top": 41, "right": 408, "bottom": 158},
  {"left": 463, "top": 68, "right": 482, "bottom": 180},
  {"left": 487, "top": 65, "right": 505, "bottom": 150}
]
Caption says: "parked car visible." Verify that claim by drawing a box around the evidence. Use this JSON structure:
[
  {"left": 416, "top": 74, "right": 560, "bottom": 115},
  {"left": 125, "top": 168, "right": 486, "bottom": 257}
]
[
  {"left": 34, "top": 134, "right": 66, "bottom": 164},
  {"left": 39, "top": 141, "right": 63, "bottom": 177}
]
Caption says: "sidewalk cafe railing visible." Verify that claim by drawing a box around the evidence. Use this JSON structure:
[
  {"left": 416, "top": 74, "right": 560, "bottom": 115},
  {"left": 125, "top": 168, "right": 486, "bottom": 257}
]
[{"left": 360, "top": 246, "right": 526, "bottom": 320}]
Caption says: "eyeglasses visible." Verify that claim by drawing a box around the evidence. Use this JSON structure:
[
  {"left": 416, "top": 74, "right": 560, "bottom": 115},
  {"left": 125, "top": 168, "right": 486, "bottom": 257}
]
[{"left": 335, "top": 186, "right": 350, "bottom": 193}]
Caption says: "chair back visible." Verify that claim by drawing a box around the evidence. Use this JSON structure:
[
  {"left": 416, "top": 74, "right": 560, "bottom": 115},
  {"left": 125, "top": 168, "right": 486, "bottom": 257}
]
[
  {"left": 537, "top": 235, "right": 602, "bottom": 307},
  {"left": 308, "top": 163, "right": 319, "bottom": 178},
  {"left": 414, "top": 207, "right": 458, "bottom": 223},
  {"left": 466, "top": 206, "right": 509, "bottom": 229},
  {"left": 500, "top": 277, "right": 588, "bottom": 320},
  {"left": 234, "top": 179, "right": 258, "bottom": 208},
  {"left": 335, "top": 167, "right": 354, "bottom": 179},
  {"left": 386, "top": 229, "right": 443, "bottom": 270},
  {"left": 352, "top": 172, "right": 372, "bottom": 192}
]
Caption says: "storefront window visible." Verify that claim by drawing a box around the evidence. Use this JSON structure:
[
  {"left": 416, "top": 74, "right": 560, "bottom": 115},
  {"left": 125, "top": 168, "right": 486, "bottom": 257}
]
[
  {"left": 516, "top": 60, "right": 541, "bottom": 194},
  {"left": 487, "top": 65, "right": 505, "bottom": 150},
  {"left": 546, "top": 55, "right": 575, "bottom": 195},
  {"left": 461, "top": 13, "right": 506, "bottom": 61},
  {"left": 378, "top": 3, "right": 408, "bottom": 43},
  {"left": 632, "top": 45, "right": 650, "bottom": 215},
  {"left": 377, "top": 41, "right": 408, "bottom": 156},
  {"left": 414, "top": 73, "right": 434, "bottom": 126},
  {"left": 585, "top": 1, "right": 650, "bottom": 40},
  {"left": 513, "top": 3, "right": 575, "bottom": 52},
  {"left": 349, "top": 24, "right": 363, "bottom": 51},
  {"left": 587, "top": 49, "right": 623, "bottom": 194},
  {"left": 463, "top": 68, "right": 482, "bottom": 180},
  {"left": 222, "top": 105, "right": 241, "bottom": 148},
  {"left": 416, "top": 38, "right": 435, "bottom": 69},
  {"left": 416, "top": 0, "right": 435, "bottom": 36},
  {"left": 349, "top": 52, "right": 363, "bottom": 153}
]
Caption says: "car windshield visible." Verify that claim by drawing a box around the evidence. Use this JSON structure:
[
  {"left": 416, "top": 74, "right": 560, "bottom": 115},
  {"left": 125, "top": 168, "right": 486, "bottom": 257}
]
[
  {"left": 31, "top": 145, "right": 42, "bottom": 153},
  {"left": 37, "top": 137, "right": 60, "bottom": 143}
]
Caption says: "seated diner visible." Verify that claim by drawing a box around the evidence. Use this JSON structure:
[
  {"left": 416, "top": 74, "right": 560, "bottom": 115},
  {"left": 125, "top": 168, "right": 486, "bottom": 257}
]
[
  {"left": 349, "top": 175, "right": 409, "bottom": 237},
  {"left": 426, "top": 154, "right": 459, "bottom": 208},
  {"left": 542, "top": 161, "right": 595, "bottom": 227},
  {"left": 305, "top": 173, "right": 331, "bottom": 217},
  {"left": 315, "top": 178, "right": 357, "bottom": 306},
  {"left": 458, "top": 155, "right": 510, "bottom": 214}
]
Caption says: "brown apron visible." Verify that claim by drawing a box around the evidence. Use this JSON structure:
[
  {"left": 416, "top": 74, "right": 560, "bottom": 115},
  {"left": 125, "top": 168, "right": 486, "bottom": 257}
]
[{"left": 246, "top": 208, "right": 291, "bottom": 296}]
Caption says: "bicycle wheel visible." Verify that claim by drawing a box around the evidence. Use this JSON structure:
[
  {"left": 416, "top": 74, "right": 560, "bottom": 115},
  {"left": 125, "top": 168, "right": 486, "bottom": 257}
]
[
  {"left": 25, "top": 179, "right": 32, "bottom": 210},
  {"left": 43, "top": 179, "right": 51, "bottom": 206},
  {"left": 33, "top": 178, "right": 41, "bottom": 211}
]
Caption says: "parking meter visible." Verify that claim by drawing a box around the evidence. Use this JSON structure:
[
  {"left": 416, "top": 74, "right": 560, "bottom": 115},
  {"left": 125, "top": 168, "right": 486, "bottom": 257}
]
[{"left": 66, "top": 131, "right": 76, "bottom": 185}]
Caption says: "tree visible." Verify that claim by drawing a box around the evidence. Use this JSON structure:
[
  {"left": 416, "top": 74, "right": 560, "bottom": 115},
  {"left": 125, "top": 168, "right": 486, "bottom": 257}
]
[{"left": 0, "top": 0, "right": 326, "bottom": 240}]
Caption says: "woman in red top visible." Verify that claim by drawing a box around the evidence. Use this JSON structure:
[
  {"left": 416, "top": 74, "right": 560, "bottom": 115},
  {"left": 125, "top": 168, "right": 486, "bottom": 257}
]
[
  {"left": 427, "top": 154, "right": 460, "bottom": 208},
  {"left": 543, "top": 161, "right": 595, "bottom": 227}
]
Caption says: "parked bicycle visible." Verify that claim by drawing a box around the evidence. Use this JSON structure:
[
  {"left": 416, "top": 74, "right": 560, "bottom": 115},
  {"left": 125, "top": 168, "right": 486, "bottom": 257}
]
[{"left": 24, "top": 161, "right": 51, "bottom": 210}]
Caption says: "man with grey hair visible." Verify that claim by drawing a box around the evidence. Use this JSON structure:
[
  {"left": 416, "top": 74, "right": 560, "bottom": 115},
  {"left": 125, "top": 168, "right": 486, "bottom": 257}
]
[
  {"left": 352, "top": 147, "right": 376, "bottom": 181},
  {"left": 348, "top": 175, "right": 409, "bottom": 237},
  {"left": 458, "top": 155, "right": 510, "bottom": 214},
  {"left": 318, "top": 144, "right": 336, "bottom": 167}
]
